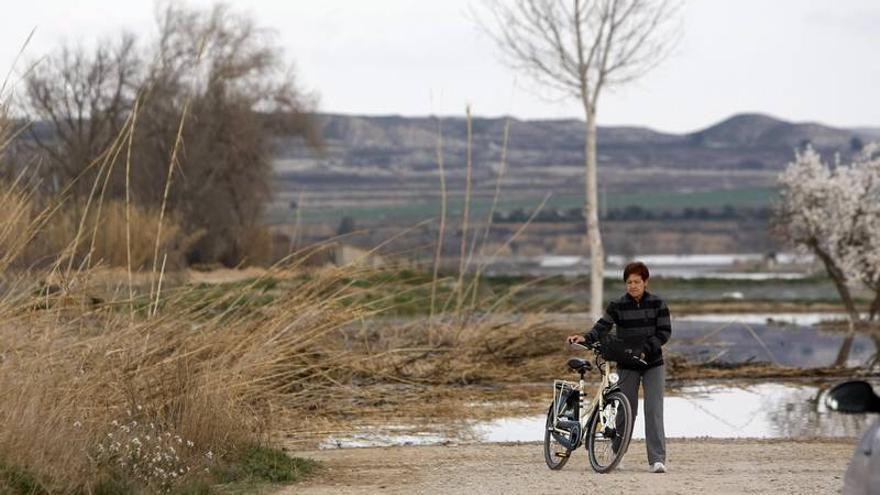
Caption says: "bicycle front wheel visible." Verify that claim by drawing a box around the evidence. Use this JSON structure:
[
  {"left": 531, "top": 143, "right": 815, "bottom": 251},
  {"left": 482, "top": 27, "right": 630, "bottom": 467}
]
[
  {"left": 543, "top": 404, "right": 572, "bottom": 470},
  {"left": 586, "top": 390, "right": 633, "bottom": 473}
]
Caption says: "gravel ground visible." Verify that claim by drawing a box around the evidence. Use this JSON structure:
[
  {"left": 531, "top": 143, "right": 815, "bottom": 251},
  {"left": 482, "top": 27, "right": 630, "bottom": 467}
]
[{"left": 284, "top": 438, "right": 854, "bottom": 495}]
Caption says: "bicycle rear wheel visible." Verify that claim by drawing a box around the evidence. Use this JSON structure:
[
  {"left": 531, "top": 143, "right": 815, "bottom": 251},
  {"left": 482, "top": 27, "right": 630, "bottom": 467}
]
[
  {"left": 543, "top": 404, "right": 573, "bottom": 470},
  {"left": 586, "top": 390, "right": 633, "bottom": 473}
]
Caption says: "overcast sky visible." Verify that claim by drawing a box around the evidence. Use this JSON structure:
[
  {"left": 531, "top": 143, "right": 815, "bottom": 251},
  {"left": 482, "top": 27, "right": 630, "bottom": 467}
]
[{"left": 1, "top": 0, "right": 878, "bottom": 133}]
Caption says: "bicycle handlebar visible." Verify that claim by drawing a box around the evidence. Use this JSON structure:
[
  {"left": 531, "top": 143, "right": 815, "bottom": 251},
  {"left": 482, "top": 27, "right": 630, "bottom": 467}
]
[
  {"left": 569, "top": 341, "right": 649, "bottom": 366},
  {"left": 568, "top": 341, "right": 598, "bottom": 351}
]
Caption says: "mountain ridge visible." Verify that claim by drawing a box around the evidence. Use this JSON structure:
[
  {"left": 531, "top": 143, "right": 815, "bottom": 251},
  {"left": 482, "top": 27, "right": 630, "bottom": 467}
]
[
  {"left": 274, "top": 112, "right": 873, "bottom": 177},
  {"left": 311, "top": 111, "right": 871, "bottom": 150}
]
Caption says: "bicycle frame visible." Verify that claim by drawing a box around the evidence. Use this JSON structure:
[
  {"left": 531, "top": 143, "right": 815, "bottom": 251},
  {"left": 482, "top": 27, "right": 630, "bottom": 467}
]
[{"left": 550, "top": 350, "right": 615, "bottom": 442}]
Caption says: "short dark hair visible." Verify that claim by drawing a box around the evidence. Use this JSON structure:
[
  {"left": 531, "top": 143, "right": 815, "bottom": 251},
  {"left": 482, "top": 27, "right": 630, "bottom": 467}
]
[{"left": 623, "top": 261, "right": 649, "bottom": 282}]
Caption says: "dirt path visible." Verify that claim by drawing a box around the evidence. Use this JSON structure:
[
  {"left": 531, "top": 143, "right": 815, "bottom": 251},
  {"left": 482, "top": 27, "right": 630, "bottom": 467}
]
[{"left": 285, "top": 438, "right": 853, "bottom": 494}]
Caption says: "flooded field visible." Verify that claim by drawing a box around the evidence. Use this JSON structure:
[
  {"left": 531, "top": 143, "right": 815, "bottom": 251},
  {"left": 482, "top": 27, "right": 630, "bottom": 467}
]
[
  {"left": 542, "top": 312, "right": 877, "bottom": 368},
  {"left": 321, "top": 380, "right": 878, "bottom": 449},
  {"left": 471, "top": 252, "right": 872, "bottom": 304},
  {"left": 479, "top": 253, "right": 811, "bottom": 280},
  {"left": 668, "top": 315, "right": 877, "bottom": 368},
  {"left": 319, "top": 304, "right": 879, "bottom": 450}
]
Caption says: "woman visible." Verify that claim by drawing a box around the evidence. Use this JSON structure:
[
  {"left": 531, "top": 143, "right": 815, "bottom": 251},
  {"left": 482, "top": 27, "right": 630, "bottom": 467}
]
[{"left": 567, "top": 261, "right": 671, "bottom": 473}]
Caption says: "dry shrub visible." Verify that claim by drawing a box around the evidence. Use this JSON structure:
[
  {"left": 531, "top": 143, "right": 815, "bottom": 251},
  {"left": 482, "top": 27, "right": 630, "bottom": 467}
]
[
  {"left": 0, "top": 262, "right": 367, "bottom": 492},
  {"left": 32, "top": 200, "right": 198, "bottom": 270},
  {"left": 0, "top": 179, "right": 40, "bottom": 268},
  {"left": 0, "top": 122, "right": 375, "bottom": 491},
  {"left": 0, "top": 173, "right": 370, "bottom": 490},
  {"left": 235, "top": 225, "right": 274, "bottom": 266},
  {"left": 0, "top": 179, "right": 197, "bottom": 271}
]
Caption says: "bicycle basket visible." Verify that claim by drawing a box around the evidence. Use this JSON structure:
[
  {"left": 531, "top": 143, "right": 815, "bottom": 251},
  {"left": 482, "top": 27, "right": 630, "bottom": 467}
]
[{"left": 553, "top": 380, "right": 579, "bottom": 420}]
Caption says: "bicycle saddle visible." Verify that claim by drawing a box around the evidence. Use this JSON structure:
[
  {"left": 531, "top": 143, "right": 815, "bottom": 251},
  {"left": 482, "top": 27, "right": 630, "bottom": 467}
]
[{"left": 567, "top": 358, "right": 591, "bottom": 372}]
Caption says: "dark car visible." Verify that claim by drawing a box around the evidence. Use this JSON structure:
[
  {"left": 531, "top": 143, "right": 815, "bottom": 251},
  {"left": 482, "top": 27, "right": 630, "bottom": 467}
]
[{"left": 826, "top": 381, "right": 880, "bottom": 495}]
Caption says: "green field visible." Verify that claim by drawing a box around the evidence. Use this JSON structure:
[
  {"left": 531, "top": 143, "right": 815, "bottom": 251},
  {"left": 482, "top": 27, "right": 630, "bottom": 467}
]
[{"left": 267, "top": 186, "right": 778, "bottom": 225}]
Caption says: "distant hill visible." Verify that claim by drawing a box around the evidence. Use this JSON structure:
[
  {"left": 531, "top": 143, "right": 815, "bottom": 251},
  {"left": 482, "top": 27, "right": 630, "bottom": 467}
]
[
  {"left": 277, "top": 112, "right": 874, "bottom": 176},
  {"left": 24, "top": 110, "right": 876, "bottom": 206},
  {"left": 689, "top": 113, "right": 862, "bottom": 149},
  {"left": 853, "top": 127, "right": 880, "bottom": 139}
]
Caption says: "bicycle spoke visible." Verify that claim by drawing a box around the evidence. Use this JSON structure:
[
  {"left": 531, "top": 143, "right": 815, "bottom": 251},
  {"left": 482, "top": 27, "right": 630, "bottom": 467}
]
[
  {"left": 545, "top": 404, "right": 575, "bottom": 470},
  {"left": 587, "top": 395, "right": 631, "bottom": 471},
  {"left": 596, "top": 439, "right": 611, "bottom": 465}
]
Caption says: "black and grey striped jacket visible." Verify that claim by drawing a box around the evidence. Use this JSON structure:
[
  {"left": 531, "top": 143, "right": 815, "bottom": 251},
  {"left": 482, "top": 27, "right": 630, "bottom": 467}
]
[{"left": 584, "top": 291, "right": 672, "bottom": 370}]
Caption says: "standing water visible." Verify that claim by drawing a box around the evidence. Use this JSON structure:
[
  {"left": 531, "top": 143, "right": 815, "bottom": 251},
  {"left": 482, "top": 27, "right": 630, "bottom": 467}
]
[{"left": 322, "top": 381, "right": 877, "bottom": 448}]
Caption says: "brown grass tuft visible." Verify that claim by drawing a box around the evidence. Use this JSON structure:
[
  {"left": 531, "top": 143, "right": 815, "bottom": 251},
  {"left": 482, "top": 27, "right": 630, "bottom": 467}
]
[{"left": 0, "top": 261, "right": 371, "bottom": 492}]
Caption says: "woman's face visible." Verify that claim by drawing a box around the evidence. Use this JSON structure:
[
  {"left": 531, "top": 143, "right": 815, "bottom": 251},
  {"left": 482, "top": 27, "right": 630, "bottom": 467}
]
[{"left": 625, "top": 273, "right": 647, "bottom": 300}]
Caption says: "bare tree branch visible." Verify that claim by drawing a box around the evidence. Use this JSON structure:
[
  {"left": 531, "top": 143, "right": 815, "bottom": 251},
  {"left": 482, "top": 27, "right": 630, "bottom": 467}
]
[
  {"left": 477, "top": 0, "right": 680, "bottom": 318},
  {"left": 17, "top": 2, "right": 319, "bottom": 266}
]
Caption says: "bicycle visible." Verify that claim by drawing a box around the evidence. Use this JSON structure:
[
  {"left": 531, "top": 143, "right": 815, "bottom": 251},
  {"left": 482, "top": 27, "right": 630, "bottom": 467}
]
[{"left": 543, "top": 342, "right": 635, "bottom": 473}]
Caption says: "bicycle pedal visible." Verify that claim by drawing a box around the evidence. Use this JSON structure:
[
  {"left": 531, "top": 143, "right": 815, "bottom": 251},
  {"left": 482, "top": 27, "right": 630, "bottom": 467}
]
[{"left": 555, "top": 452, "right": 570, "bottom": 458}]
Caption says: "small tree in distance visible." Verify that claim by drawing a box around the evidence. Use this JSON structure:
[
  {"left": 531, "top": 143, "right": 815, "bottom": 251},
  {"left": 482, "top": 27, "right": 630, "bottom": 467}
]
[
  {"left": 478, "top": 0, "right": 680, "bottom": 319},
  {"left": 337, "top": 216, "right": 356, "bottom": 236}
]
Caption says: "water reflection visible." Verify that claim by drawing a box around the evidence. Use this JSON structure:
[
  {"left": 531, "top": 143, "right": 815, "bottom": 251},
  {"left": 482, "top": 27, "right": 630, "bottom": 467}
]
[
  {"left": 761, "top": 383, "right": 871, "bottom": 438},
  {"left": 321, "top": 381, "right": 878, "bottom": 448},
  {"left": 668, "top": 318, "right": 877, "bottom": 368},
  {"left": 675, "top": 313, "right": 854, "bottom": 325},
  {"left": 634, "top": 382, "right": 873, "bottom": 439}
]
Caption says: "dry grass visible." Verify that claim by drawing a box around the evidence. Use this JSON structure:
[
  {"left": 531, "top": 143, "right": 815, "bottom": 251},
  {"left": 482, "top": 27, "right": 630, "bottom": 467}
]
[
  {"left": 0, "top": 258, "right": 375, "bottom": 493},
  {"left": 0, "top": 176, "right": 195, "bottom": 272},
  {"left": 0, "top": 73, "right": 563, "bottom": 494},
  {"left": 0, "top": 130, "right": 377, "bottom": 491},
  {"left": 21, "top": 198, "right": 194, "bottom": 271},
  {"left": 341, "top": 314, "right": 567, "bottom": 386}
]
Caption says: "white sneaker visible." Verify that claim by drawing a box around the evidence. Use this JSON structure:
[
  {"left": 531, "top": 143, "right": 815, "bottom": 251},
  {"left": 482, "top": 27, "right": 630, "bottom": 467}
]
[{"left": 650, "top": 462, "right": 667, "bottom": 473}]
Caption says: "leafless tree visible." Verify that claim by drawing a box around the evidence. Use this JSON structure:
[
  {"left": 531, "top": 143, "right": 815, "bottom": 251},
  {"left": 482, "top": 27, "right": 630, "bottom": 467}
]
[
  {"left": 18, "top": 2, "right": 318, "bottom": 266},
  {"left": 23, "top": 34, "right": 141, "bottom": 197},
  {"left": 134, "top": 2, "right": 319, "bottom": 264},
  {"left": 479, "top": 0, "right": 679, "bottom": 318}
]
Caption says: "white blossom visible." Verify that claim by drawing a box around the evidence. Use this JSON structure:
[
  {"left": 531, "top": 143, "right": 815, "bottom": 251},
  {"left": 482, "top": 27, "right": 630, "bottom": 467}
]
[
  {"left": 95, "top": 414, "right": 201, "bottom": 492},
  {"left": 777, "top": 144, "right": 880, "bottom": 319}
]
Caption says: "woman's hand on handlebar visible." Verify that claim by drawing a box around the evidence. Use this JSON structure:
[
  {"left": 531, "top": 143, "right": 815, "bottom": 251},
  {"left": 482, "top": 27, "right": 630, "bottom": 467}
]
[{"left": 567, "top": 334, "right": 586, "bottom": 345}]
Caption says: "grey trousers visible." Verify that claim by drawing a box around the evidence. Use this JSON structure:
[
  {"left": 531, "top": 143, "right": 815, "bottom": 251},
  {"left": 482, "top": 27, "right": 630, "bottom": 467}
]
[{"left": 618, "top": 364, "right": 666, "bottom": 465}]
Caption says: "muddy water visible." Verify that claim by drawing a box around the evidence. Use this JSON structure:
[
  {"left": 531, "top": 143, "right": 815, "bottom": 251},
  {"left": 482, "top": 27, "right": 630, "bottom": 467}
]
[{"left": 321, "top": 380, "right": 879, "bottom": 448}]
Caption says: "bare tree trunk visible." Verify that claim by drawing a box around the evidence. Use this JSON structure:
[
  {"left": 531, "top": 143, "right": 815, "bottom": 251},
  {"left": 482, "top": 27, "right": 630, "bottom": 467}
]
[
  {"left": 584, "top": 105, "right": 604, "bottom": 320},
  {"left": 478, "top": 0, "right": 678, "bottom": 321},
  {"left": 834, "top": 320, "right": 856, "bottom": 367},
  {"left": 868, "top": 333, "right": 880, "bottom": 369},
  {"left": 813, "top": 243, "right": 859, "bottom": 322},
  {"left": 868, "top": 288, "right": 880, "bottom": 322}
]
